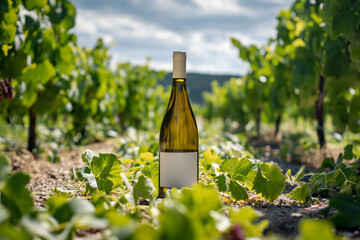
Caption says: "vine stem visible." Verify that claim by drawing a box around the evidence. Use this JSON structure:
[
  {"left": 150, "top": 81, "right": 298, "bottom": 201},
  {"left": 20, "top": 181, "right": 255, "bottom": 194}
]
[
  {"left": 353, "top": 0, "right": 358, "bottom": 10},
  {"left": 76, "top": 181, "right": 85, "bottom": 191}
]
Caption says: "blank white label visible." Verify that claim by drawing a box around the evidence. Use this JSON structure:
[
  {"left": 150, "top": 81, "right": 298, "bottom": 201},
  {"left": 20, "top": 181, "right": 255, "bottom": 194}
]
[{"left": 160, "top": 152, "right": 198, "bottom": 188}]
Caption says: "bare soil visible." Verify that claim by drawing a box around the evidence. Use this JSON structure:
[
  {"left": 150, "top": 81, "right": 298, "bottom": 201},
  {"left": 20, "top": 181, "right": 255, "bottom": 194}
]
[{"left": 5, "top": 139, "right": 118, "bottom": 207}]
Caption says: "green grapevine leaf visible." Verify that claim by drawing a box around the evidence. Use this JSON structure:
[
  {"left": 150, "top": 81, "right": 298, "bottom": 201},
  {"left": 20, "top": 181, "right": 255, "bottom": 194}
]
[
  {"left": 54, "top": 1, "right": 76, "bottom": 31},
  {"left": 138, "top": 145, "right": 150, "bottom": 153},
  {"left": 331, "top": 9, "right": 357, "bottom": 40},
  {"left": 2, "top": 52, "right": 28, "bottom": 78},
  {"left": 142, "top": 162, "right": 159, "bottom": 193},
  {"left": 91, "top": 153, "right": 123, "bottom": 182},
  {"left": 0, "top": 224, "right": 31, "bottom": 240},
  {"left": 74, "top": 151, "right": 123, "bottom": 194},
  {"left": 350, "top": 42, "right": 360, "bottom": 61},
  {"left": 45, "top": 195, "right": 68, "bottom": 215},
  {"left": 349, "top": 96, "right": 360, "bottom": 133},
  {"left": 22, "top": 84, "right": 37, "bottom": 107},
  {"left": 285, "top": 166, "right": 305, "bottom": 185},
  {"left": 140, "top": 152, "right": 154, "bottom": 162},
  {"left": 231, "top": 38, "right": 241, "bottom": 49},
  {"left": 285, "top": 169, "right": 294, "bottom": 185},
  {"left": 52, "top": 199, "right": 95, "bottom": 223},
  {"left": 120, "top": 172, "right": 133, "bottom": 192},
  {"left": 320, "top": 157, "right": 336, "bottom": 170},
  {"left": 203, "top": 149, "right": 221, "bottom": 164},
  {"left": 23, "top": 0, "right": 46, "bottom": 10},
  {"left": 187, "top": 184, "right": 224, "bottom": 213},
  {"left": 1, "top": 171, "right": 33, "bottom": 221},
  {"left": 343, "top": 144, "right": 354, "bottom": 160},
  {"left": 96, "top": 178, "right": 114, "bottom": 195},
  {"left": 298, "top": 219, "right": 336, "bottom": 240},
  {"left": 324, "top": 38, "right": 351, "bottom": 78},
  {"left": 310, "top": 172, "right": 333, "bottom": 197},
  {"left": 24, "top": 12, "right": 40, "bottom": 30},
  {"left": 0, "top": 0, "right": 10, "bottom": 12},
  {"left": 133, "top": 224, "right": 160, "bottom": 239},
  {"left": 294, "top": 165, "right": 306, "bottom": 182},
  {"left": 133, "top": 175, "right": 155, "bottom": 203},
  {"left": 105, "top": 209, "right": 132, "bottom": 226},
  {"left": 329, "top": 193, "right": 360, "bottom": 228},
  {"left": 33, "top": 86, "right": 63, "bottom": 115},
  {"left": 252, "top": 163, "right": 285, "bottom": 202},
  {"left": 219, "top": 157, "right": 256, "bottom": 183},
  {"left": 75, "top": 166, "right": 98, "bottom": 191},
  {"left": 215, "top": 173, "right": 228, "bottom": 192},
  {"left": 158, "top": 199, "right": 195, "bottom": 240},
  {"left": 91, "top": 153, "right": 123, "bottom": 194},
  {"left": 55, "top": 45, "right": 75, "bottom": 75},
  {"left": 22, "top": 60, "right": 56, "bottom": 85},
  {"left": 81, "top": 149, "right": 95, "bottom": 165},
  {"left": 229, "top": 180, "right": 248, "bottom": 201},
  {"left": 0, "top": 152, "right": 12, "bottom": 183},
  {"left": 229, "top": 207, "right": 269, "bottom": 237},
  {"left": 19, "top": 214, "right": 57, "bottom": 240},
  {"left": 170, "top": 184, "right": 223, "bottom": 222},
  {"left": 0, "top": 10, "right": 17, "bottom": 44},
  {"left": 287, "top": 183, "right": 311, "bottom": 203}
]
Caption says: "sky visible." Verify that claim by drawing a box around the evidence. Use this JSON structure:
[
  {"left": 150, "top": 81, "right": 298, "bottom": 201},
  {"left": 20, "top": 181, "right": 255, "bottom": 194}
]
[{"left": 71, "top": 0, "right": 293, "bottom": 75}]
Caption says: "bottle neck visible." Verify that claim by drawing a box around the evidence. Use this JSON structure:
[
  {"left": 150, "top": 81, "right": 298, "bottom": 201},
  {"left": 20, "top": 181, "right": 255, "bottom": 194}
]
[{"left": 167, "top": 78, "right": 190, "bottom": 110}]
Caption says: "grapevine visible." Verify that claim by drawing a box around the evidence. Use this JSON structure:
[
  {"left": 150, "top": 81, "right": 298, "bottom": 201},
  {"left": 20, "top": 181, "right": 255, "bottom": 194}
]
[{"left": 0, "top": 78, "right": 13, "bottom": 102}]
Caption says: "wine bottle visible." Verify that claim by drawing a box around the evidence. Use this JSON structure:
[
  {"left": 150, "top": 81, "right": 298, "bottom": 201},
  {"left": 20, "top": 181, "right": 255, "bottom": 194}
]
[{"left": 159, "top": 51, "right": 198, "bottom": 197}]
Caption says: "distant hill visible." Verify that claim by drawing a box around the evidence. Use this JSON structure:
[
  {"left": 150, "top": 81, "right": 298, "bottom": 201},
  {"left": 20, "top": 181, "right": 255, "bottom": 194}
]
[{"left": 159, "top": 73, "right": 240, "bottom": 104}]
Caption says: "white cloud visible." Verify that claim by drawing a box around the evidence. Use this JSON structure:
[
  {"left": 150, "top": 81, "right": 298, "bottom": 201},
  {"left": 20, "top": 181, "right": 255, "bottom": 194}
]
[
  {"left": 75, "top": 13, "right": 97, "bottom": 35},
  {"left": 129, "top": 0, "right": 257, "bottom": 17},
  {"left": 74, "top": 9, "right": 183, "bottom": 44},
  {"left": 258, "top": 0, "right": 290, "bottom": 4},
  {"left": 193, "top": 0, "right": 258, "bottom": 17},
  {"left": 71, "top": 0, "right": 293, "bottom": 74}
]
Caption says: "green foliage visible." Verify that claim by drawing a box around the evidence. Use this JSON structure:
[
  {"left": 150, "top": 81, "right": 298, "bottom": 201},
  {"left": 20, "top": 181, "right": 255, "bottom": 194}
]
[
  {"left": 114, "top": 61, "right": 167, "bottom": 131},
  {"left": 215, "top": 173, "right": 228, "bottom": 192},
  {"left": 287, "top": 183, "right": 311, "bottom": 203},
  {"left": 21, "top": 60, "right": 56, "bottom": 107},
  {"left": 0, "top": 152, "right": 11, "bottom": 183},
  {"left": 297, "top": 219, "right": 338, "bottom": 240},
  {"left": 285, "top": 166, "right": 312, "bottom": 203},
  {"left": 228, "top": 180, "right": 248, "bottom": 201},
  {"left": 91, "top": 152, "right": 123, "bottom": 191},
  {"left": 310, "top": 145, "right": 358, "bottom": 198},
  {"left": 204, "top": 0, "right": 360, "bottom": 146},
  {"left": 344, "top": 144, "right": 354, "bottom": 160},
  {"left": 229, "top": 207, "right": 269, "bottom": 237},
  {"left": 220, "top": 157, "right": 255, "bottom": 183},
  {"left": 142, "top": 162, "right": 159, "bottom": 193},
  {"left": 1, "top": 0, "right": 360, "bottom": 237},
  {"left": 133, "top": 175, "right": 155, "bottom": 203},
  {"left": 1, "top": 138, "right": 357, "bottom": 239},
  {"left": 158, "top": 184, "right": 224, "bottom": 240},
  {"left": 252, "top": 163, "right": 285, "bottom": 202},
  {"left": 73, "top": 150, "right": 123, "bottom": 194},
  {"left": 216, "top": 157, "right": 285, "bottom": 202},
  {"left": 329, "top": 193, "right": 360, "bottom": 228},
  {"left": 22, "top": 0, "right": 46, "bottom": 10},
  {"left": 285, "top": 166, "right": 306, "bottom": 185},
  {"left": 0, "top": 0, "right": 167, "bottom": 151},
  {"left": 1, "top": 171, "right": 33, "bottom": 221}
]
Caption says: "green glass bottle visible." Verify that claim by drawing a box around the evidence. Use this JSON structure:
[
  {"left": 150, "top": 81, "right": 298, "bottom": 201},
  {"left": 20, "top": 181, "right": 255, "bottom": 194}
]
[{"left": 159, "top": 51, "right": 198, "bottom": 197}]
